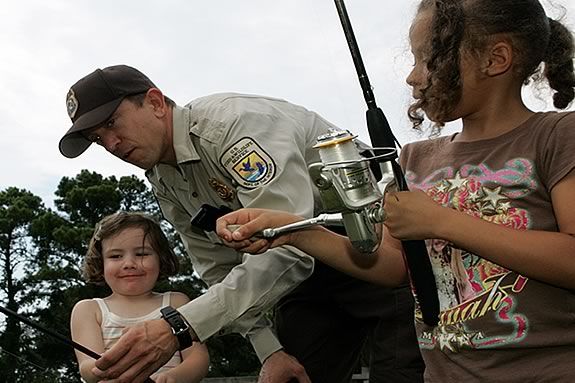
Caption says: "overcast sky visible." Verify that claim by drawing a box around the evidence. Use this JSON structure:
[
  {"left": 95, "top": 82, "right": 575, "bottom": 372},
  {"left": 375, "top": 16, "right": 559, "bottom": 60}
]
[{"left": 1, "top": 0, "right": 574, "bottom": 207}]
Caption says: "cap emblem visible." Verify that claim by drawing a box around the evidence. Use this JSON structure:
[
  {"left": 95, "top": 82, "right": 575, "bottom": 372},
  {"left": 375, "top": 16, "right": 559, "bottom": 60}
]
[{"left": 66, "top": 89, "right": 79, "bottom": 119}]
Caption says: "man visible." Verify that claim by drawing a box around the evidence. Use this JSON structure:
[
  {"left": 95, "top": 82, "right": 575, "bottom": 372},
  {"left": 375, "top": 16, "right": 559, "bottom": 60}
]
[{"left": 59, "top": 65, "right": 423, "bottom": 383}]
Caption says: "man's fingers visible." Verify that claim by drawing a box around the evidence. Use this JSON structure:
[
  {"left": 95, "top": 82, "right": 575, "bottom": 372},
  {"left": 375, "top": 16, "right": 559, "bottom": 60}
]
[
  {"left": 239, "top": 239, "right": 270, "bottom": 254},
  {"left": 93, "top": 332, "right": 155, "bottom": 379},
  {"left": 96, "top": 348, "right": 164, "bottom": 383},
  {"left": 215, "top": 218, "right": 236, "bottom": 241},
  {"left": 94, "top": 342, "right": 130, "bottom": 372},
  {"left": 94, "top": 327, "right": 144, "bottom": 373},
  {"left": 92, "top": 349, "right": 139, "bottom": 379}
]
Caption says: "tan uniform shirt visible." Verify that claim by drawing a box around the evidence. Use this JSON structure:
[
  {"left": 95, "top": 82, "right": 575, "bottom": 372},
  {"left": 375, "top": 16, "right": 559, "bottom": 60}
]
[{"left": 146, "top": 93, "right": 337, "bottom": 361}]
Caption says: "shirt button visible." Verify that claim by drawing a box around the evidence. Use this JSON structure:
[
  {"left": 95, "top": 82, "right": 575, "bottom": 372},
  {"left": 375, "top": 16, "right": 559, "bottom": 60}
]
[{"left": 192, "top": 192, "right": 198, "bottom": 198}]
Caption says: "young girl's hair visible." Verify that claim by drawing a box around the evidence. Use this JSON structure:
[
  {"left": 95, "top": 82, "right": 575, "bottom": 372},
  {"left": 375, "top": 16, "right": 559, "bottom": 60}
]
[
  {"left": 83, "top": 211, "right": 179, "bottom": 285},
  {"left": 408, "top": 0, "right": 575, "bottom": 131}
]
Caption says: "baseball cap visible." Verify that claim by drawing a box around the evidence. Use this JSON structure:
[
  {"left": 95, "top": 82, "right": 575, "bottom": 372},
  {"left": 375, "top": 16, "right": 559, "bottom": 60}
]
[{"left": 59, "top": 65, "right": 156, "bottom": 158}]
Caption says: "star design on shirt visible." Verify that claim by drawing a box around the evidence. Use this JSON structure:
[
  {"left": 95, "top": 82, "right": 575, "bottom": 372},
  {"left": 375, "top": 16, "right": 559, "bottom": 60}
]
[
  {"left": 499, "top": 201, "right": 511, "bottom": 212},
  {"left": 447, "top": 172, "right": 467, "bottom": 192},
  {"left": 481, "top": 186, "right": 507, "bottom": 209},
  {"left": 436, "top": 182, "right": 448, "bottom": 193},
  {"left": 468, "top": 190, "right": 480, "bottom": 201},
  {"left": 435, "top": 324, "right": 473, "bottom": 352}
]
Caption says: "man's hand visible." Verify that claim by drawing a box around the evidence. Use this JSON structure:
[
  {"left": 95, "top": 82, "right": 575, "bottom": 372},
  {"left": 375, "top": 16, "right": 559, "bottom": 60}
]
[
  {"left": 216, "top": 208, "right": 301, "bottom": 254},
  {"left": 92, "top": 319, "right": 179, "bottom": 383},
  {"left": 258, "top": 350, "right": 311, "bottom": 383}
]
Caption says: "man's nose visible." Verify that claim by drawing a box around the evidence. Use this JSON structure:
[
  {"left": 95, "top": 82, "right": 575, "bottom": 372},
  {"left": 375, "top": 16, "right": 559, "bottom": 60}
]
[{"left": 100, "top": 133, "right": 120, "bottom": 154}]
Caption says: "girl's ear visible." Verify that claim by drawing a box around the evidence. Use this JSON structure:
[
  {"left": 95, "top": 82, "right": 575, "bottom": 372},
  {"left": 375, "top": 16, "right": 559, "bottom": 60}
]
[{"left": 482, "top": 41, "right": 513, "bottom": 76}]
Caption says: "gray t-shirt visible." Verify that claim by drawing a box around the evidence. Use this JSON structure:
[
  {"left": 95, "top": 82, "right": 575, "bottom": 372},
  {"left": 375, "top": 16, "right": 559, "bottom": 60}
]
[{"left": 400, "top": 112, "right": 575, "bottom": 382}]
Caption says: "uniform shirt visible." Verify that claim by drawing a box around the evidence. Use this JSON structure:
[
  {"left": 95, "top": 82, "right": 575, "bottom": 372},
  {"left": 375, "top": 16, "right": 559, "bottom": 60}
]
[
  {"left": 94, "top": 293, "right": 182, "bottom": 377},
  {"left": 400, "top": 112, "right": 575, "bottom": 382},
  {"left": 146, "top": 93, "right": 337, "bottom": 361}
]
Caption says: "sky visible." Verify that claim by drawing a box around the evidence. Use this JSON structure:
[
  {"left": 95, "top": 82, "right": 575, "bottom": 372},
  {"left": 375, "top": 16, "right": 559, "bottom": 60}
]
[{"left": 1, "top": 0, "right": 574, "bottom": 207}]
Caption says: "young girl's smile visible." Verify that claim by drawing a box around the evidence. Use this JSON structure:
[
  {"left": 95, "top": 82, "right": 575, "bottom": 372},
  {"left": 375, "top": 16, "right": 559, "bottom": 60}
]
[{"left": 102, "top": 226, "right": 161, "bottom": 296}]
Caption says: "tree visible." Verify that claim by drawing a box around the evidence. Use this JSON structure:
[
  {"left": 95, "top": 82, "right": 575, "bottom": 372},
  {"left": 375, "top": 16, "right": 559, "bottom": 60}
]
[{"left": 0, "top": 187, "right": 47, "bottom": 382}]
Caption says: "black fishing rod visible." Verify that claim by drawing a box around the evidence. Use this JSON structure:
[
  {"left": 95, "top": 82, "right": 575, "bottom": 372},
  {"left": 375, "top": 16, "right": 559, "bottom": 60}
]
[
  {"left": 0, "top": 305, "right": 155, "bottom": 382},
  {"left": 333, "top": 0, "right": 440, "bottom": 326}
]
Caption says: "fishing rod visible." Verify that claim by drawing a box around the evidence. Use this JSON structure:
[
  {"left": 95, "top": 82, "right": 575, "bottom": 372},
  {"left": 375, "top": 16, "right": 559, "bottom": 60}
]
[
  {"left": 0, "top": 305, "right": 156, "bottom": 383},
  {"left": 333, "top": 0, "right": 440, "bottom": 326}
]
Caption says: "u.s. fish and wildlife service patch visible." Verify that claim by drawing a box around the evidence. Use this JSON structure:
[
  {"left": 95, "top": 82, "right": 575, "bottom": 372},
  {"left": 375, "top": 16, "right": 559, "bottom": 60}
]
[{"left": 220, "top": 137, "right": 276, "bottom": 189}]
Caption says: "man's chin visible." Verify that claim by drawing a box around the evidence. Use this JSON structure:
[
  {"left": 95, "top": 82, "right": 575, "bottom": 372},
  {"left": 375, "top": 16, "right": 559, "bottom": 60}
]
[{"left": 122, "top": 157, "right": 151, "bottom": 170}]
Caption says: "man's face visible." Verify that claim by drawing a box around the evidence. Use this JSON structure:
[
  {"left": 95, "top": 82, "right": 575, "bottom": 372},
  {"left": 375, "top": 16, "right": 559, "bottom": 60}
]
[{"left": 82, "top": 96, "right": 172, "bottom": 170}]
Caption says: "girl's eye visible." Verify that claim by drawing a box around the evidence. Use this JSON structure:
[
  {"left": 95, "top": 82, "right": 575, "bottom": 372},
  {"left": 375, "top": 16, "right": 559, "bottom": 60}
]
[
  {"left": 108, "top": 254, "right": 122, "bottom": 259},
  {"left": 136, "top": 252, "right": 150, "bottom": 257}
]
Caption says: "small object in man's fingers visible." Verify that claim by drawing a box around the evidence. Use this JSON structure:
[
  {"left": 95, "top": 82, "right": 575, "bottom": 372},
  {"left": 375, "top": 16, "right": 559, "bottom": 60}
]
[{"left": 226, "top": 225, "right": 264, "bottom": 241}]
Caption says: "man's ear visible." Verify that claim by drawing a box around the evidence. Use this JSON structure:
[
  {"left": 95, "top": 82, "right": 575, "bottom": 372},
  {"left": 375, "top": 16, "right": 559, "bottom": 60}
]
[
  {"left": 482, "top": 41, "right": 513, "bottom": 77},
  {"left": 146, "top": 88, "right": 168, "bottom": 116}
]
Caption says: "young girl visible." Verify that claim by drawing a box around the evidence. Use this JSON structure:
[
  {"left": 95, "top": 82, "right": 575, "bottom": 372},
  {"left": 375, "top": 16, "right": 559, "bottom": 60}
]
[
  {"left": 216, "top": 0, "right": 575, "bottom": 381},
  {"left": 71, "top": 212, "right": 209, "bottom": 383}
]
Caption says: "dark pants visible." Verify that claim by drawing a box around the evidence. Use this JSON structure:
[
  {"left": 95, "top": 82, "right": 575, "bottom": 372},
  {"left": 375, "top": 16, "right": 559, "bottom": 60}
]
[{"left": 275, "top": 261, "right": 424, "bottom": 383}]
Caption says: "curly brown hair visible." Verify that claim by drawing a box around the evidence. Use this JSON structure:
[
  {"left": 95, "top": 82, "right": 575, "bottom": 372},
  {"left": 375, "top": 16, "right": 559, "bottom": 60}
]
[
  {"left": 409, "top": 0, "right": 575, "bottom": 133},
  {"left": 83, "top": 211, "right": 179, "bottom": 285}
]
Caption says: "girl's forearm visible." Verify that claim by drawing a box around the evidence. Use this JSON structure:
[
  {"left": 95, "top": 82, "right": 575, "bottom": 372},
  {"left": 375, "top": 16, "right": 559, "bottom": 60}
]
[
  {"left": 79, "top": 359, "right": 99, "bottom": 383},
  {"left": 289, "top": 226, "right": 407, "bottom": 286},
  {"left": 438, "top": 208, "right": 575, "bottom": 289},
  {"left": 163, "top": 347, "right": 209, "bottom": 383}
]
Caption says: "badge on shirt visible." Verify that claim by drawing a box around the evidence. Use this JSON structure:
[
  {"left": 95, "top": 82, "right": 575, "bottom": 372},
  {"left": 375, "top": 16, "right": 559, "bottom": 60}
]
[
  {"left": 208, "top": 178, "right": 236, "bottom": 202},
  {"left": 220, "top": 137, "right": 276, "bottom": 189}
]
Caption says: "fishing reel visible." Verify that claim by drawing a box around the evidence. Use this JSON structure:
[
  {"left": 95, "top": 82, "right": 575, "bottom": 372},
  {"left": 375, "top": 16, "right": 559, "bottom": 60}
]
[
  {"left": 308, "top": 129, "right": 396, "bottom": 253},
  {"left": 252, "top": 129, "right": 396, "bottom": 254}
]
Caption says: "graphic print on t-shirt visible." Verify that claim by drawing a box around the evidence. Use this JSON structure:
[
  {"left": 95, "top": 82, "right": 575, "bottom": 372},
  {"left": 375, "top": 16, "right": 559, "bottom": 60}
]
[{"left": 406, "top": 158, "right": 537, "bottom": 352}]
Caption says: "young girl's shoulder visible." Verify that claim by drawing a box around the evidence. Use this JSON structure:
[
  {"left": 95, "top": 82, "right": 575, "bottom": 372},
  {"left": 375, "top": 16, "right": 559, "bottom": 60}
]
[
  {"left": 527, "top": 111, "right": 575, "bottom": 145},
  {"left": 400, "top": 134, "right": 451, "bottom": 164},
  {"left": 72, "top": 298, "right": 99, "bottom": 311},
  {"left": 70, "top": 298, "right": 102, "bottom": 324}
]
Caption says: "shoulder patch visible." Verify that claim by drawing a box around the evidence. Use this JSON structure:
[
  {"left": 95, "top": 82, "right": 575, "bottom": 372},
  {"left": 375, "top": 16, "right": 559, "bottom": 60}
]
[{"left": 220, "top": 137, "right": 276, "bottom": 189}]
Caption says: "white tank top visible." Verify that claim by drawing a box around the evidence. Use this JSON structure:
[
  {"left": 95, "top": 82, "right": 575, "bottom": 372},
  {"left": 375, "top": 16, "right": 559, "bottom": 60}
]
[{"left": 93, "top": 292, "right": 183, "bottom": 377}]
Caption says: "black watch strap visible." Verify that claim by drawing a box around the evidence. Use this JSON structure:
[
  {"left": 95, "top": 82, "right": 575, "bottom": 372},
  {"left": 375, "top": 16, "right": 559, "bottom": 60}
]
[{"left": 160, "top": 306, "right": 193, "bottom": 350}]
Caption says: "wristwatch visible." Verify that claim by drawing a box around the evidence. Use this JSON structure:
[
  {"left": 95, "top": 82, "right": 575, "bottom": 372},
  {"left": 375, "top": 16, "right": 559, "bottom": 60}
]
[{"left": 160, "top": 306, "right": 194, "bottom": 350}]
